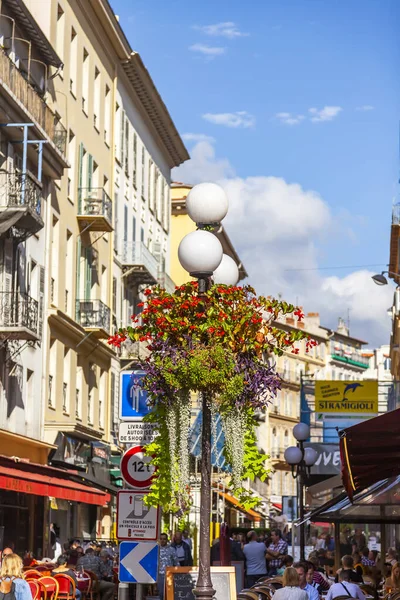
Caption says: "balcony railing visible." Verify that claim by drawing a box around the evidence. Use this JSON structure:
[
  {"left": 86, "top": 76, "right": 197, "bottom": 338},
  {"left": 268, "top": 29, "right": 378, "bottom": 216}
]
[
  {"left": 0, "top": 47, "right": 67, "bottom": 155},
  {"left": 157, "top": 270, "right": 175, "bottom": 294},
  {"left": 0, "top": 171, "right": 42, "bottom": 214},
  {"left": 76, "top": 299, "right": 110, "bottom": 336},
  {"left": 121, "top": 241, "right": 159, "bottom": 284},
  {"left": 270, "top": 447, "right": 286, "bottom": 460},
  {"left": 77, "top": 188, "right": 112, "bottom": 231},
  {"left": 331, "top": 348, "right": 369, "bottom": 368},
  {"left": 0, "top": 291, "right": 39, "bottom": 340}
]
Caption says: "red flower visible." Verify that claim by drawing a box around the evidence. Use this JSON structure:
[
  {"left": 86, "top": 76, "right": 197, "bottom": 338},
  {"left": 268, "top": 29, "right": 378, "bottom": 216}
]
[
  {"left": 208, "top": 327, "right": 216, "bottom": 334},
  {"left": 294, "top": 309, "right": 305, "bottom": 321},
  {"left": 292, "top": 348, "right": 300, "bottom": 355},
  {"left": 144, "top": 289, "right": 152, "bottom": 296},
  {"left": 137, "top": 302, "right": 144, "bottom": 308}
]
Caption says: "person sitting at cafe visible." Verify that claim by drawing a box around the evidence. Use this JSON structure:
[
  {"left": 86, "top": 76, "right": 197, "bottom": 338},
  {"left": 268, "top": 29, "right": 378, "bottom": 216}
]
[
  {"left": 306, "top": 561, "right": 330, "bottom": 592},
  {"left": 352, "top": 552, "right": 364, "bottom": 577},
  {"left": 385, "top": 561, "right": 400, "bottom": 594},
  {"left": 52, "top": 554, "right": 81, "bottom": 600},
  {"left": 335, "top": 555, "right": 363, "bottom": 583},
  {"left": 327, "top": 569, "right": 366, "bottom": 600},
  {"left": 77, "top": 548, "right": 114, "bottom": 600}
]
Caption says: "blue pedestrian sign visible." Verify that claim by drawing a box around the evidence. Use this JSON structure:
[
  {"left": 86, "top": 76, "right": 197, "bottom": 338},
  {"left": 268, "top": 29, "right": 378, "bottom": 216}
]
[
  {"left": 119, "top": 541, "right": 159, "bottom": 584},
  {"left": 120, "top": 371, "right": 151, "bottom": 421}
]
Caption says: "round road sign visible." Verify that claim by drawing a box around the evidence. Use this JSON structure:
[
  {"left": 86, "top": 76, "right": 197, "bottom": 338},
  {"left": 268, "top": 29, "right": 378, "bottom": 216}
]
[{"left": 120, "top": 445, "right": 155, "bottom": 489}]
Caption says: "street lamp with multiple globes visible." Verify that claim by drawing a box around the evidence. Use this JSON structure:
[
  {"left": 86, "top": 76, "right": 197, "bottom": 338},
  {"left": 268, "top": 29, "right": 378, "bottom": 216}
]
[
  {"left": 178, "top": 182, "right": 238, "bottom": 600},
  {"left": 284, "top": 422, "right": 318, "bottom": 560}
]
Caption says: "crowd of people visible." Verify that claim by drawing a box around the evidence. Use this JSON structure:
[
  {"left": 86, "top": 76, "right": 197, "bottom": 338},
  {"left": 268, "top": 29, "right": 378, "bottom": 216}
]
[{"left": 0, "top": 540, "right": 118, "bottom": 600}]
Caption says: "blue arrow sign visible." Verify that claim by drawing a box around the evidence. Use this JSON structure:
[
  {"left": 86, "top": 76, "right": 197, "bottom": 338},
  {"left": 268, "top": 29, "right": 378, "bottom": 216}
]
[
  {"left": 119, "top": 541, "right": 159, "bottom": 584},
  {"left": 120, "top": 370, "right": 151, "bottom": 421}
]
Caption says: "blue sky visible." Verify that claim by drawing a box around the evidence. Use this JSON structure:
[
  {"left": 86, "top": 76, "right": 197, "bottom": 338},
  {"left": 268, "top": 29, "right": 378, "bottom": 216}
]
[{"left": 111, "top": 0, "right": 399, "bottom": 346}]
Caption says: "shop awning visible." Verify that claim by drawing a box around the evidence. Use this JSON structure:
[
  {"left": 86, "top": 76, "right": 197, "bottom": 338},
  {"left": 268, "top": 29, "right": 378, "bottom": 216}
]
[
  {"left": 303, "top": 475, "right": 400, "bottom": 525},
  {"left": 0, "top": 465, "right": 111, "bottom": 506},
  {"left": 340, "top": 408, "right": 400, "bottom": 500},
  {"left": 218, "top": 491, "right": 263, "bottom": 520}
]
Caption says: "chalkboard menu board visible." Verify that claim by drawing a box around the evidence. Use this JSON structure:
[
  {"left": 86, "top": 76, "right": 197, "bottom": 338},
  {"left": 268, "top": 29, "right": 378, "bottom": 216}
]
[{"left": 165, "top": 566, "right": 236, "bottom": 600}]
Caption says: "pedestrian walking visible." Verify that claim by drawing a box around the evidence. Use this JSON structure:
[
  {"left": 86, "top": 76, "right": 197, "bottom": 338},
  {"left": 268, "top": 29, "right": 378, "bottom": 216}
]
[{"left": 158, "top": 534, "right": 178, "bottom": 600}]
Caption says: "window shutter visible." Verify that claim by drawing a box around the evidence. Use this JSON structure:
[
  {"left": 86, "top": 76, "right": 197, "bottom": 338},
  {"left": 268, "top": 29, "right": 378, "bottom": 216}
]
[{"left": 38, "top": 266, "right": 45, "bottom": 336}]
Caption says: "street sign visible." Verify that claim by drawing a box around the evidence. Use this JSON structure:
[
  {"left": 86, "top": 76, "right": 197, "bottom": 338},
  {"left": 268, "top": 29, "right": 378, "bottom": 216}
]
[
  {"left": 120, "top": 446, "right": 156, "bottom": 489},
  {"left": 117, "top": 490, "right": 160, "bottom": 541},
  {"left": 120, "top": 371, "right": 152, "bottom": 421},
  {"left": 119, "top": 541, "right": 159, "bottom": 584},
  {"left": 118, "top": 422, "right": 158, "bottom": 445}
]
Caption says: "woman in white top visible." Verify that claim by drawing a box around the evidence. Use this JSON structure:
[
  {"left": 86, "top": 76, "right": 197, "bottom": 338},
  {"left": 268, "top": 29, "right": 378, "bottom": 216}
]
[{"left": 273, "top": 567, "right": 309, "bottom": 600}]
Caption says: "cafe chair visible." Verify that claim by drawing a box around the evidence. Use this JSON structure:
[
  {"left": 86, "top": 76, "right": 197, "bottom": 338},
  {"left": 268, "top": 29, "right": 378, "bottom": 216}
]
[
  {"left": 83, "top": 570, "right": 99, "bottom": 600},
  {"left": 28, "top": 581, "right": 41, "bottom": 600},
  {"left": 251, "top": 589, "right": 271, "bottom": 599},
  {"left": 53, "top": 573, "right": 76, "bottom": 600},
  {"left": 38, "top": 576, "right": 60, "bottom": 600},
  {"left": 360, "top": 584, "right": 379, "bottom": 600},
  {"left": 24, "top": 570, "right": 42, "bottom": 579},
  {"left": 238, "top": 592, "right": 261, "bottom": 600}
]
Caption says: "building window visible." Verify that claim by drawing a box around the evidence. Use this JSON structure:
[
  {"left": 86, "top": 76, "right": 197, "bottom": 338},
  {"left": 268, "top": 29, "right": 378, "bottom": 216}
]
[
  {"left": 48, "top": 375, "right": 53, "bottom": 408},
  {"left": 69, "top": 28, "right": 77, "bottom": 97},
  {"left": 132, "top": 133, "right": 137, "bottom": 187},
  {"left": 76, "top": 388, "right": 81, "bottom": 419},
  {"left": 104, "top": 85, "right": 110, "bottom": 145},
  {"left": 62, "top": 382, "right": 68, "bottom": 413},
  {"left": 141, "top": 147, "right": 145, "bottom": 197},
  {"left": 82, "top": 48, "right": 89, "bottom": 114},
  {"left": 56, "top": 5, "right": 65, "bottom": 65},
  {"left": 93, "top": 67, "right": 100, "bottom": 130}
]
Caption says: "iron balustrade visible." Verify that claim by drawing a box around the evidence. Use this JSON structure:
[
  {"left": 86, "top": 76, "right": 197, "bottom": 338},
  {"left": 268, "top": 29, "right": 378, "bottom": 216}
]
[
  {"left": 121, "top": 241, "right": 159, "bottom": 282},
  {"left": 1, "top": 171, "right": 43, "bottom": 214},
  {"left": 0, "top": 291, "right": 39, "bottom": 335},
  {"left": 0, "top": 47, "right": 67, "bottom": 154},
  {"left": 76, "top": 299, "right": 111, "bottom": 332},
  {"left": 78, "top": 188, "right": 112, "bottom": 224}
]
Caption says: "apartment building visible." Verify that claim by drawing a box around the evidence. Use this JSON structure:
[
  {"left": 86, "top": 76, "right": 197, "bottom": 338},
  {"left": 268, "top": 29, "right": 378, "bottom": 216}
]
[{"left": 0, "top": 0, "right": 187, "bottom": 544}]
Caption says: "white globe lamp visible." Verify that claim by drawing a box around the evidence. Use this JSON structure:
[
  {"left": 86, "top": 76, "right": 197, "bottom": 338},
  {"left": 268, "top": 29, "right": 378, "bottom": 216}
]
[
  {"left": 293, "top": 422, "right": 310, "bottom": 442},
  {"left": 284, "top": 446, "right": 303, "bottom": 466},
  {"left": 213, "top": 254, "right": 239, "bottom": 286},
  {"left": 304, "top": 447, "right": 318, "bottom": 467},
  {"left": 186, "top": 182, "right": 229, "bottom": 225},
  {"left": 178, "top": 230, "right": 223, "bottom": 275}
]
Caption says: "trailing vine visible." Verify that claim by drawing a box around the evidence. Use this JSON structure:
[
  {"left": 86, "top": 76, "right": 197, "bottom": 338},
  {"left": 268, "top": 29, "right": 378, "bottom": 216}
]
[{"left": 109, "top": 282, "right": 317, "bottom": 513}]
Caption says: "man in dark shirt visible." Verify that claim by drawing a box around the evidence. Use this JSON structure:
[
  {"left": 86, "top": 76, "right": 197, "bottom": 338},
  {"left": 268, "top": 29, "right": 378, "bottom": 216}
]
[
  {"left": 335, "top": 555, "right": 363, "bottom": 584},
  {"left": 77, "top": 548, "right": 115, "bottom": 600},
  {"left": 170, "top": 532, "right": 193, "bottom": 567}
]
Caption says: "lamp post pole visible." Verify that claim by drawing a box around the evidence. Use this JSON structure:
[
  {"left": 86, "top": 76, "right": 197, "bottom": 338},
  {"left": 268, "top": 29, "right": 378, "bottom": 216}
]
[
  {"left": 177, "top": 183, "right": 238, "bottom": 600},
  {"left": 284, "top": 423, "right": 317, "bottom": 562}
]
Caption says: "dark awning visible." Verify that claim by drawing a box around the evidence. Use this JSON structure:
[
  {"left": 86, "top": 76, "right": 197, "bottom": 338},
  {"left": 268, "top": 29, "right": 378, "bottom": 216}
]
[
  {"left": 304, "top": 475, "right": 400, "bottom": 525},
  {"left": 339, "top": 408, "right": 400, "bottom": 500}
]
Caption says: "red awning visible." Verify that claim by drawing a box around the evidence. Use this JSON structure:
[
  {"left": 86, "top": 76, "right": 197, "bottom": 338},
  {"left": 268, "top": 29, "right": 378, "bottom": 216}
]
[
  {"left": 340, "top": 408, "right": 400, "bottom": 500},
  {"left": 272, "top": 503, "right": 282, "bottom": 510},
  {"left": 0, "top": 465, "right": 111, "bottom": 506}
]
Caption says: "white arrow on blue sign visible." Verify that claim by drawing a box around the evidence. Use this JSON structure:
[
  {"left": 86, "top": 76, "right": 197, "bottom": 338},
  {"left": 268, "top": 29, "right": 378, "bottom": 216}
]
[
  {"left": 120, "top": 370, "right": 152, "bottom": 421},
  {"left": 119, "top": 541, "right": 159, "bottom": 584}
]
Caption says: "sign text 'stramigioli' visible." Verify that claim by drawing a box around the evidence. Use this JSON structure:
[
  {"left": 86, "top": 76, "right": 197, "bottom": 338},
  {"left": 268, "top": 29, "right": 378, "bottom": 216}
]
[{"left": 315, "top": 380, "right": 378, "bottom": 414}]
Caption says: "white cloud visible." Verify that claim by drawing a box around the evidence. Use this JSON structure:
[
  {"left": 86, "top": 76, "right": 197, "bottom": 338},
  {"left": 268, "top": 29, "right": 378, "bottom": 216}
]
[
  {"left": 173, "top": 141, "right": 391, "bottom": 346},
  {"left": 193, "top": 22, "right": 248, "bottom": 39},
  {"left": 276, "top": 112, "right": 305, "bottom": 126},
  {"left": 189, "top": 43, "right": 226, "bottom": 58},
  {"left": 309, "top": 106, "right": 342, "bottom": 122},
  {"left": 173, "top": 140, "right": 234, "bottom": 184},
  {"left": 181, "top": 133, "right": 216, "bottom": 143},
  {"left": 356, "top": 105, "right": 375, "bottom": 111},
  {"left": 202, "top": 111, "right": 255, "bottom": 129}
]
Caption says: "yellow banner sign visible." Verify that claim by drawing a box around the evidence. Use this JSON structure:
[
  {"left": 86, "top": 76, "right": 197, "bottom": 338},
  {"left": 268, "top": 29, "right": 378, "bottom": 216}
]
[{"left": 315, "top": 381, "right": 378, "bottom": 413}]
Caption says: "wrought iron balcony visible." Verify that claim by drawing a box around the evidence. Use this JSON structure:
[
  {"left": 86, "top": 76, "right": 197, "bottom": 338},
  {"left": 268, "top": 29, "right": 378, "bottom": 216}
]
[
  {"left": 0, "top": 47, "right": 67, "bottom": 155},
  {"left": 76, "top": 299, "right": 111, "bottom": 338},
  {"left": 331, "top": 348, "right": 369, "bottom": 368},
  {"left": 0, "top": 291, "right": 39, "bottom": 340},
  {"left": 120, "top": 241, "right": 159, "bottom": 285},
  {"left": 77, "top": 188, "right": 113, "bottom": 232},
  {"left": 157, "top": 270, "right": 175, "bottom": 294},
  {"left": 0, "top": 171, "right": 44, "bottom": 239}
]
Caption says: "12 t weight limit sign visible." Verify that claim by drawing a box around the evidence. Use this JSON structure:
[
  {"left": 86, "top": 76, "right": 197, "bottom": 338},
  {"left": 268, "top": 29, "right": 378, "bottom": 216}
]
[{"left": 121, "top": 446, "right": 156, "bottom": 489}]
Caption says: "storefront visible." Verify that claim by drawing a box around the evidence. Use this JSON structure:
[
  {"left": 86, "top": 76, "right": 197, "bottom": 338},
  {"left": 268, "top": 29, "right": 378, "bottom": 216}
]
[{"left": 0, "top": 454, "right": 110, "bottom": 556}]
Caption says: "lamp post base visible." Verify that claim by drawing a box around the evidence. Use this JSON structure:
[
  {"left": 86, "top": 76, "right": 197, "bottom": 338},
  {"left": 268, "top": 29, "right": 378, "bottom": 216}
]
[{"left": 193, "top": 586, "right": 216, "bottom": 600}]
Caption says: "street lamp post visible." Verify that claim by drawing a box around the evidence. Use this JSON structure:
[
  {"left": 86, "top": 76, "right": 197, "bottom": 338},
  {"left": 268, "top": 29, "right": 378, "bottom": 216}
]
[
  {"left": 284, "top": 423, "right": 317, "bottom": 561},
  {"left": 178, "top": 182, "right": 238, "bottom": 600}
]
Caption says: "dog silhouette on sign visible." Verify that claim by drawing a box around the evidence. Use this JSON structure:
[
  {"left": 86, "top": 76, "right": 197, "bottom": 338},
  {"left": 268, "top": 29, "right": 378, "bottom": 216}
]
[{"left": 342, "top": 382, "right": 363, "bottom": 402}]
